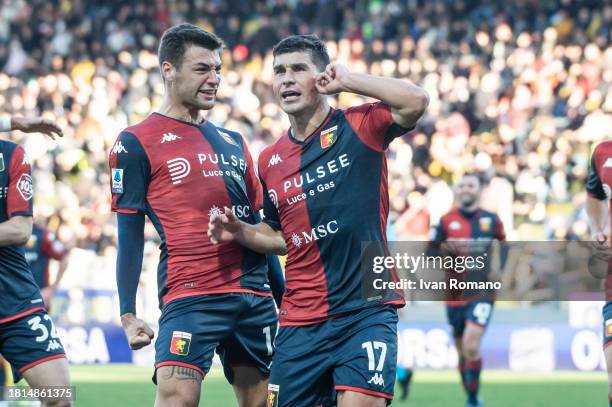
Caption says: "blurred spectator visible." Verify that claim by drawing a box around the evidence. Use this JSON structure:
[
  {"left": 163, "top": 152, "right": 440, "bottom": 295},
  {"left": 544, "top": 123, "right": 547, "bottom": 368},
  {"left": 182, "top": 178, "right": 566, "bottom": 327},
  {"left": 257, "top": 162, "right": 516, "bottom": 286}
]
[{"left": 0, "top": 0, "right": 609, "bottom": 322}]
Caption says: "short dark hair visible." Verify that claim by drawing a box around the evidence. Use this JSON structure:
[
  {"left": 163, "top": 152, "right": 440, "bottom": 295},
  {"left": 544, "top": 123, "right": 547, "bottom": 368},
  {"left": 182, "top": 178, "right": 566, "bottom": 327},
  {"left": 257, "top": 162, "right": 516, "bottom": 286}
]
[
  {"left": 158, "top": 23, "right": 224, "bottom": 69},
  {"left": 272, "top": 34, "right": 330, "bottom": 71},
  {"left": 461, "top": 172, "right": 483, "bottom": 186}
]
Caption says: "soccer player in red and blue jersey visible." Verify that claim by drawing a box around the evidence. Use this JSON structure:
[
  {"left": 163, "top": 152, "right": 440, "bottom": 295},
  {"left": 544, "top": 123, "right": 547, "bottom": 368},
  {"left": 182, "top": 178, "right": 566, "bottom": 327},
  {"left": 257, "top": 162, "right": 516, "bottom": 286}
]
[
  {"left": 109, "top": 24, "right": 282, "bottom": 407},
  {"left": 24, "top": 223, "right": 68, "bottom": 309},
  {"left": 209, "top": 35, "right": 428, "bottom": 407},
  {"left": 429, "top": 173, "right": 506, "bottom": 407},
  {"left": 0, "top": 137, "right": 71, "bottom": 406},
  {"left": 585, "top": 140, "right": 612, "bottom": 407}
]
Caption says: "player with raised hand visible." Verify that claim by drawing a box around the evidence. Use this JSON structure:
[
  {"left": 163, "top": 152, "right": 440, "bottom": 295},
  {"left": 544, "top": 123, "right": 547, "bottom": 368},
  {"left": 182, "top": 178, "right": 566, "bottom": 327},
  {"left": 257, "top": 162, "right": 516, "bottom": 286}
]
[
  {"left": 109, "top": 23, "right": 280, "bottom": 407},
  {"left": 585, "top": 140, "right": 612, "bottom": 407},
  {"left": 0, "top": 116, "right": 63, "bottom": 139},
  {"left": 0, "top": 125, "right": 71, "bottom": 406},
  {"left": 209, "top": 34, "right": 428, "bottom": 406}
]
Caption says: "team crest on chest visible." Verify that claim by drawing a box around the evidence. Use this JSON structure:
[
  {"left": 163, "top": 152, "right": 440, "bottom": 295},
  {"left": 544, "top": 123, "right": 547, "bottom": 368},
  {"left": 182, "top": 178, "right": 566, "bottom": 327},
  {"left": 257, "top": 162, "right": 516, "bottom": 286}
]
[
  {"left": 479, "top": 217, "right": 492, "bottom": 232},
  {"left": 320, "top": 125, "right": 338, "bottom": 149},
  {"left": 218, "top": 131, "right": 238, "bottom": 146}
]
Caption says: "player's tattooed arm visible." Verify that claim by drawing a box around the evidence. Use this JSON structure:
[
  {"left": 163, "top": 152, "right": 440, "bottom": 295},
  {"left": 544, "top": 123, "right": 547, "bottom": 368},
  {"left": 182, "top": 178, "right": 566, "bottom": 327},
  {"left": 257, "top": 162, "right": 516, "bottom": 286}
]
[
  {"left": 208, "top": 207, "right": 287, "bottom": 255},
  {"left": 0, "top": 216, "right": 33, "bottom": 246},
  {"left": 315, "top": 63, "right": 429, "bottom": 129}
]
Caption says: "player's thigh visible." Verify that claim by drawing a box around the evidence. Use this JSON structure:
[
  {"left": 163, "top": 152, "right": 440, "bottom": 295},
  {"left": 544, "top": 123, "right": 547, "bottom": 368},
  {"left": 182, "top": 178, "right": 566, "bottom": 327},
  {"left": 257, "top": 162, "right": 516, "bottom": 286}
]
[
  {"left": 446, "top": 305, "right": 467, "bottom": 339},
  {"left": 0, "top": 311, "right": 67, "bottom": 386},
  {"left": 21, "top": 357, "right": 71, "bottom": 388},
  {"left": 221, "top": 295, "right": 278, "bottom": 384},
  {"left": 155, "top": 365, "right": 202, "bottom": 407},
  {"left": 333, "top": 306, "right": 398, "bottom": 403},
  {"left": 231, "top": 366, "right": 268, "bottom": 407},
  {"left": 154, "top": 296, "right": 236, "bottom": 385},
  {"left": 337, "top": 390, "right": 387, "bottom": 407},
  {"left": 267, "top": 324, "right": 335, "bottom": 407}
]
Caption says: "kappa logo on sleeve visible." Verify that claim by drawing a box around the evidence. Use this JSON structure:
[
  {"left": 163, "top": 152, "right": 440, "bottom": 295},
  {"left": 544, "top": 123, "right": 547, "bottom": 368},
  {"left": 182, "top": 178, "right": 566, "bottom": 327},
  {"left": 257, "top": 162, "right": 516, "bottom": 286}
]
[
  {"left": 267, "top": 384, "right": 279, "bottom": 407},
  {"left": 170, "top": 331, "right": 192, "bottom": 356},
  {"left": 112, "top": 168, "right": 124, "bottom": 194}
]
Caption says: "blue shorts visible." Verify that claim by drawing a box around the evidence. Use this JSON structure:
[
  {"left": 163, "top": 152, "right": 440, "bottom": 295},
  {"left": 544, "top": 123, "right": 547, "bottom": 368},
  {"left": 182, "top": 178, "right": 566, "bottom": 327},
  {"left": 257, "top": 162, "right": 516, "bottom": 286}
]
[
  {"left": 154, "top": 293, "right": 278, "bottom": 384},
  {"left": 0, "top": 310, "right": 66, "bottom": 383},
  {"left": 447, "top": 301, "right": 494, "bottom": 338},
  {"left": 268, "top": 306, "right": 398, "bottom": 407},
  {"left": 603, "top": 301, "right": 612, "bottom": 349}
]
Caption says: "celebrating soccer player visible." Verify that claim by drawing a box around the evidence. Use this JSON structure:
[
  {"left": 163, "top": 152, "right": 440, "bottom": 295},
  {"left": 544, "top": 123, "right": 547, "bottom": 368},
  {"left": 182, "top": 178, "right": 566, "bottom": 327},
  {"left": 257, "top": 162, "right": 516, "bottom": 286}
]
[
  {"left": 209, "top": 34, "right": 428, "bottom": 406},
  {"left": 429, "top": 173, "right": 506, "bottom": 407},
  {"left": 109, "top": 24, "right": 281, "bottom": 407},
  {"left": 0, "top": 123, "right": 71, "bottom": 406},
  {"left": 585, "top": 141, "right": 612, "bottom": 407}
]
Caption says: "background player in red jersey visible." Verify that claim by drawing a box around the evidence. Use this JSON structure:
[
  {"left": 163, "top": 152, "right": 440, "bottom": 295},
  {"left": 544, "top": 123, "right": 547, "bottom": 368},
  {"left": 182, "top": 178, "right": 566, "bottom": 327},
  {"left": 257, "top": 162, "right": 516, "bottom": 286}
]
[
  {"left": 585, "top": 140, "right": 612, "bottom": 407},
  {"left": 110, "top": 24, "right": 280, "bottom": 407},
  {"left": 209, "top": 35, "right": 428, "bottom": 407},
  {"left": 24, "top": 222, "right": 69, "bottom": 309},
  {"left": 429, "top": 173, "right": 506, "bottom": 407},
  {"left": 0, "top": 120, "right": 70, "bottom": 406}
]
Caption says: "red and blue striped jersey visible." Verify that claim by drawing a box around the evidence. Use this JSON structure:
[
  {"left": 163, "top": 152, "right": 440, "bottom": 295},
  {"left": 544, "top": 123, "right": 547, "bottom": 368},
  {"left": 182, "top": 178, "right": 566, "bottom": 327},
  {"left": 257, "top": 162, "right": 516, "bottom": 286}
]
[
  {"left": 586, "top": 140, "right": 612, "bottom": 301},
  {"left": 0, "top": 140, "right": 44, "bottom": 323},
  {"left": 258, "top": 102, "right": 408, "bottom": 326},
  {"left": 109, "top": 113, "right": 271, "bottom": 308},
  {"left": 24, "top": 224, "right": 66, "bottom": 289},
  {"left": 430, "top": 207, "right": 506, "bottom": 306}
]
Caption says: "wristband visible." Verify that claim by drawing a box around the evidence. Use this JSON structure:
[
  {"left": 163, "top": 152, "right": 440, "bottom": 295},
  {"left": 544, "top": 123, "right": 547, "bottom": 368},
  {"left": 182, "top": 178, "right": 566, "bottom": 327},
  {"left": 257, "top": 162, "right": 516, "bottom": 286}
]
[{"left": 0, "top": 116, "right": 11, "bottom": 132}]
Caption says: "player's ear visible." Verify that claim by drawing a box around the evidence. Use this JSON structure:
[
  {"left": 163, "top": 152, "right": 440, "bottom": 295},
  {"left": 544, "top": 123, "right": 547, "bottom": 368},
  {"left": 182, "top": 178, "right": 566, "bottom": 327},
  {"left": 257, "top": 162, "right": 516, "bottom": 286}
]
[{"left": 161, "top": 61, "right": 176, "bottom": 83}]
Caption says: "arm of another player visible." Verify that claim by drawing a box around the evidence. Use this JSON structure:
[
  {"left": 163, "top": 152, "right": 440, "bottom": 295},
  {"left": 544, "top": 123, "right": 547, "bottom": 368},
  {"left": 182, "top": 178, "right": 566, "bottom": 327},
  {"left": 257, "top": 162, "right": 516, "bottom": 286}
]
[
  {"left": 0, "top": 216, "right": 32, "bottom": 246},
  {"left": 0, "top": 116, "right": 63, "bottom": 139},
  {"left": 315, "top": 64, "right": 429, "bottom": 129},
  {"left": 116, "top": 212, "right": 155, "bottom": 350},
  {"left": 208, "top": 207, "right": 287, "bottom": 255}
]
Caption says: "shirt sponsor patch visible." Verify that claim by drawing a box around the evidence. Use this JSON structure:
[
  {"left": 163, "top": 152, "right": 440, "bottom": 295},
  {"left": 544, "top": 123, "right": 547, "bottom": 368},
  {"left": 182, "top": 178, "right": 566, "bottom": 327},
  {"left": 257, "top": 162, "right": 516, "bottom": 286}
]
[
  {"left": 112, "top": 168, "right": 124, "bottom": 194},
  {"left": 16, "top": 174, "right": 33, "bottom": 201}
]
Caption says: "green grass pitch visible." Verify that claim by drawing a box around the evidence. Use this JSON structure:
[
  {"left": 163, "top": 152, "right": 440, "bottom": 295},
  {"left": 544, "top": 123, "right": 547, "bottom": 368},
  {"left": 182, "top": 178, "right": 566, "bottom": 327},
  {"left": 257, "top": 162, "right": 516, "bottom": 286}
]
[{"left": 63, "top": 364, "right": 606, "bottom": 406}]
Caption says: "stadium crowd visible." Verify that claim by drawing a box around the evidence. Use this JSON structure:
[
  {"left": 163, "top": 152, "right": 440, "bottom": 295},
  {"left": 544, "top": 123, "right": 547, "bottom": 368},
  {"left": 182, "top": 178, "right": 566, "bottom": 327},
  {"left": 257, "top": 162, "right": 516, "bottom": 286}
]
[{"left": 0, "top": 0, "right": 610, "bottom": 321}]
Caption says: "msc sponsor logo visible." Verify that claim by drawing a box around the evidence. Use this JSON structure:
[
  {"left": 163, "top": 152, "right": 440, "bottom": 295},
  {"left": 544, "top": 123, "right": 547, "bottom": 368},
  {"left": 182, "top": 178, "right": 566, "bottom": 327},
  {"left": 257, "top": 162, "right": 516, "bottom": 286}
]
[
  {"left": 283, "top": 154, "right": 349, "bottom": 192},
  {"left": 111, "top": 140, "right": 128, "bottom": 155},
  {"left": 291, "top": 220, "right": 339, "bottom": 248},
  {"left": 167, "top": 157, "right": 191, "bottom": 184},
  {"left": 268, "top": 154, "right": 282, "bottom": 167},
  {"left": 208, "top": 205, "right": 251, "bottom": 219},
  {"left": 161, "top": 132, "right": 181, "bottom": 143},
  {"left": 17, "top": 174, "right": 33, "bottom": 201}
]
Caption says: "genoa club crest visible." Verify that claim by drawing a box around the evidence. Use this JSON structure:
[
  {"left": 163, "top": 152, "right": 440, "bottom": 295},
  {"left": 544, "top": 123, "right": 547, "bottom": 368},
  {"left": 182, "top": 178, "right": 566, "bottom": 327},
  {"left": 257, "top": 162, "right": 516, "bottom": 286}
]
[
  {"left": 320, "top": 125, "right": 338, "bottom": 149},
  {"left": 267, "top": 384, "right": 279, "bottom": 407},
  {"left": 170, "top": 331, "right": 192, "bottom": 356}
]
